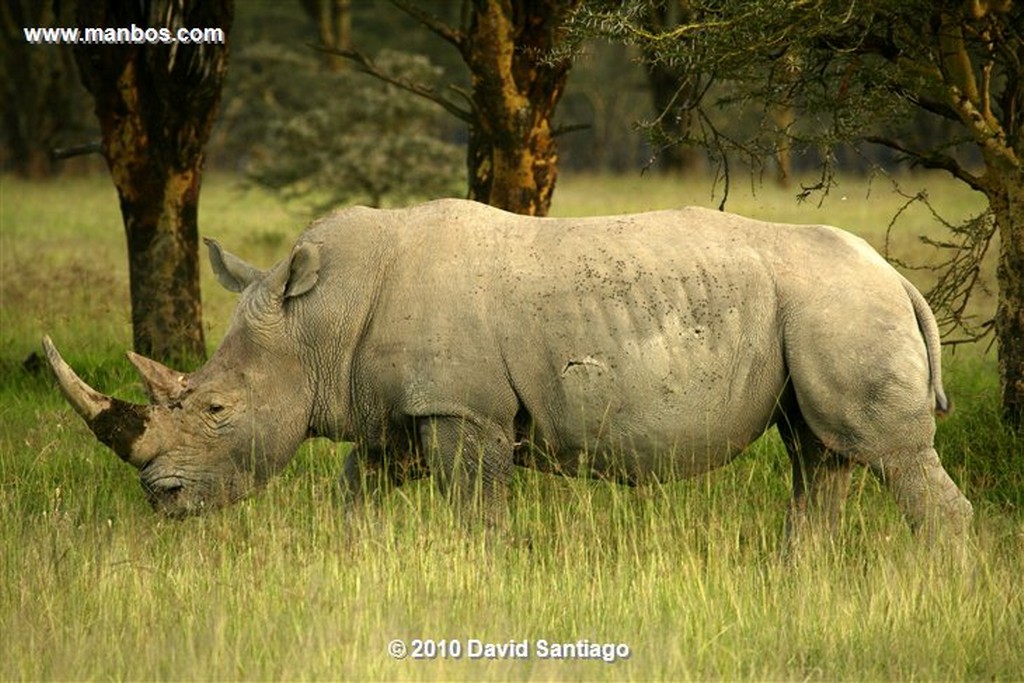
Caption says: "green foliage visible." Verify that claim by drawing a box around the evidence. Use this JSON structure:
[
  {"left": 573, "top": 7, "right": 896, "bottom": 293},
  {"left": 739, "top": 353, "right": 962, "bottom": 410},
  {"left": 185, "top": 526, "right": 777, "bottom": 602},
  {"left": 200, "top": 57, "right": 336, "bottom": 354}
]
[
  {"left": 569, "top": 0, "right": 1018, "bottom": 188},
  {"left": 569, "top": 1, "right": 898, "bottom": 176},
  {"left": 221, "top": 43, "right": 463, "bottom": 209}
]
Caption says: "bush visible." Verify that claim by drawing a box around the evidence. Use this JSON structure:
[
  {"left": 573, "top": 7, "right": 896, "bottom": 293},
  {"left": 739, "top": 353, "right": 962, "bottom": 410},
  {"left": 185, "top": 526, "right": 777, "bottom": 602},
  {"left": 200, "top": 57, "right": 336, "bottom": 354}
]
[{"left": 220, "top": 43, "right": 463, "bottom": 209}]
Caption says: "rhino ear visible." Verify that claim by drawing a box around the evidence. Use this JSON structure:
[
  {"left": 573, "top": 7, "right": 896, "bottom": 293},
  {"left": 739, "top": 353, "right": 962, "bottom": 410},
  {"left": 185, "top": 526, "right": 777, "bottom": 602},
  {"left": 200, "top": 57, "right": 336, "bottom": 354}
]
[
  {"left": 277, "top": 241, "right": 321, "bottom": 300},
  {"left": 205, "top": 237, "right": 263, "bottom": 293}
]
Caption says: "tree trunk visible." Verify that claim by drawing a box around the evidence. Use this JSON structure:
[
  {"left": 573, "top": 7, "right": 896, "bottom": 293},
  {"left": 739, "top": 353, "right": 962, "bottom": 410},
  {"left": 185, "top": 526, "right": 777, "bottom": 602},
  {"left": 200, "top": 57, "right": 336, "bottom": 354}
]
[
  {"left": 771, "top": 101, "right": 795, "bottom": 188},
  {"left": 299, "top": 0, "right": 351, "bottom": 72},
  {"left": 638, "top": 1, "right": 701, "bottom": 176},
  {"left": 991, "top": 177, "right": 1024, "bottom": 428},
  {"left": 643, "top": 60, "right": 702, "bottom": 175},
  {"left": 463, "top": 0, "right": 577, "bottom": 216},
  {"left": 0, "top": 0, "right": 87, "bottom": 179},
  {"left": 74, "top": 1, "right": 232, "bottom": 365}
]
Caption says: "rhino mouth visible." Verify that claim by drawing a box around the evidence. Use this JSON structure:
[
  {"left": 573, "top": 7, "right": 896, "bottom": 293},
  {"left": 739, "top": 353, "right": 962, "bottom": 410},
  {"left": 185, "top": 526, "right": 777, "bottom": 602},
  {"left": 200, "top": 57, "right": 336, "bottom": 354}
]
[
  {"left": 141, "top": 468, "right": 192, "bottom": 517},
  {"left": 141, "top": 471, "right": 185, "bottom": 498},
  {"left": 140, "top": 462, "right": 252, "bottom": 517}
]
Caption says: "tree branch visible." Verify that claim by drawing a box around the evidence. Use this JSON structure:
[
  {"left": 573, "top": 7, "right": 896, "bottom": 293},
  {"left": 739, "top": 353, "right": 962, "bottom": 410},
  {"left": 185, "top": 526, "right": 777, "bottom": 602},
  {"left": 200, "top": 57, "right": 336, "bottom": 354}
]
[
  {"left": 885, "top": 80, "right": 960, "bottom": 121},
  {"left": 51, "top": 140, "right": 102, "bottom": 160},
  {"left": 553, "top": 122, "right": 590, "bottom": 137},
  {"left": 946, "top": 82, "right": 1020, "bottom": 170},
  {"left": 863, "top": 135, "right": 988, "bottom": 192},
  {"left": 937, "top": 13, "right": 981, "bottom": 104},
  {"left": 391, "top": 0, "right": 464, "bottom": 52},
  {"left": 312, "top": 44, "right": 472, "bottom": 123}
]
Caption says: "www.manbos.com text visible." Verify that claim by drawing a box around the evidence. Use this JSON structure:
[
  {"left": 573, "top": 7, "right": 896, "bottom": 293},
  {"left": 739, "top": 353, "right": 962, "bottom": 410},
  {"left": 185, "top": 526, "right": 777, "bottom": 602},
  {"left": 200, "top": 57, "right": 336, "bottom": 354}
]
[{"left": 23, "top": 24, "right": 226, "bottom": 45}]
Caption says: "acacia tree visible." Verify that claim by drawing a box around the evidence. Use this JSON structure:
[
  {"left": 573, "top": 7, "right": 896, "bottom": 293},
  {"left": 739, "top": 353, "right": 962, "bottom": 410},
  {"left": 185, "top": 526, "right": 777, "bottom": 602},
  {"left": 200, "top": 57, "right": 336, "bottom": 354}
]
[
  {"left": 334, "top": 0, "right": 581, "bottom": 216},
  {"left": 75, "top": 1, "right": 232, "bottom": 363},
  {"left": 575, "top": 0, "right": 1024, "bottom": 427}
]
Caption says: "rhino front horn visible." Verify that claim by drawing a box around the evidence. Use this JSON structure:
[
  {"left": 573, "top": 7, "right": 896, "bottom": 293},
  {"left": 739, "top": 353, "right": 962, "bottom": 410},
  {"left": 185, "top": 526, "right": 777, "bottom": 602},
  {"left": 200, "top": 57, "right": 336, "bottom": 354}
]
[{"left": 42, "top": 336, "right": 153, "bottom": 468}]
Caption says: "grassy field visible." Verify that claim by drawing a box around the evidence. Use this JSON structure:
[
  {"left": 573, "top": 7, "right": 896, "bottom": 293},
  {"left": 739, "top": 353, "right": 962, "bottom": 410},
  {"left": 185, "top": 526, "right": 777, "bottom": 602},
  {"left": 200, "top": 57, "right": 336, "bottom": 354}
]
[{"left": 1, "top": 171, "right": 1021, "bottom": 681}]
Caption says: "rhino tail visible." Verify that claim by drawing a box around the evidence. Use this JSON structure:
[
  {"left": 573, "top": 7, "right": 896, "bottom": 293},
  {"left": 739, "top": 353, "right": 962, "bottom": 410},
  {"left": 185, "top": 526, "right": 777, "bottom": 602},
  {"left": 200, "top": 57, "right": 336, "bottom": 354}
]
[{"left": 900, "top": 276, "right": 951, "bottom": 417}]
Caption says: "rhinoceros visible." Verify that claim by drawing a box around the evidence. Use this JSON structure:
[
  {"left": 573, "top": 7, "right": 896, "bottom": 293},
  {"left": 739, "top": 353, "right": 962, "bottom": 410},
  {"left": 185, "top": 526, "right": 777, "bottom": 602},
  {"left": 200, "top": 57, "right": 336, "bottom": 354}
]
[{"left": 44, "top": 198, "right": 973, "bottom": 538}]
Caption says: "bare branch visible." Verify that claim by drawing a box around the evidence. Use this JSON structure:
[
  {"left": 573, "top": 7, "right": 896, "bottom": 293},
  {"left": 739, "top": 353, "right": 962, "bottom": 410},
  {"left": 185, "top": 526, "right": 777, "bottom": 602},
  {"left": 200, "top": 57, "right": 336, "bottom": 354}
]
[
  {"left": 946, "top": 82, "right": 1020, "bottom": 168},
  {"left": 863, "top": 135, "right": 987, "bottom": 192},
  {"left": 446, "top": 83, "right": 476, "bottom": 112},
  {"left": 51, "top": 140, "right": 102, "bottom": 160},
  {"left": 312, "top": 44, "right": 472, "bottom": 123},
  {"left": 937, "top": 14, "right": 981, "bottom": 104},
  {"left": 553, "top": 122, "right": 590, "bottom": 137},
  {"left": 884, "top": 81, "right": 960, "bottom": 122},
  {"left": 882, "top": 181, "right": 997, "bottom": 344},
  {"left": 391, "top": 0, "right": 464, "bottom": 52}
]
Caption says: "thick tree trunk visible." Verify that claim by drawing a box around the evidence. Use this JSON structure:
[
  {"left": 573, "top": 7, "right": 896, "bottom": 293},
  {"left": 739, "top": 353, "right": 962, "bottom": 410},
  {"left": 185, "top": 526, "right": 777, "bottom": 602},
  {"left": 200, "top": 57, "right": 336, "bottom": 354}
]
[
  {"left": 74, "top": 1, "right": 232, "bottom": 364},
  {"left": 991, "top": 178, "right": 1024, "bottom": 428},
  {"left": 463, "top": 0, "right": 576, "bottom": 216},
  {"left": 114, "top": 130, "right": 207, "bottom": 365}
]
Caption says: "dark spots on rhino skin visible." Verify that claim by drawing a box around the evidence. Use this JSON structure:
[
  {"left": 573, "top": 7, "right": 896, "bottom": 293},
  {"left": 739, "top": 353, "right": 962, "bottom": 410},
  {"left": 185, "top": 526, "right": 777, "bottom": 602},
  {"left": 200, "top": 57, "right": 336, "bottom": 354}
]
[{"left": 88, "top": 399, "right": 149, "bottom": 461}]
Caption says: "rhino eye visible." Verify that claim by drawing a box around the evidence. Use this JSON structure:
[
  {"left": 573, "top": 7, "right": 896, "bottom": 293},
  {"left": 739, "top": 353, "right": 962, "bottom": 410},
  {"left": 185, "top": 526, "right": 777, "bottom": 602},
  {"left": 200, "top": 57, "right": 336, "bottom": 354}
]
[{"left": 207, "top": 403, "right": 225, "bottom": 415}]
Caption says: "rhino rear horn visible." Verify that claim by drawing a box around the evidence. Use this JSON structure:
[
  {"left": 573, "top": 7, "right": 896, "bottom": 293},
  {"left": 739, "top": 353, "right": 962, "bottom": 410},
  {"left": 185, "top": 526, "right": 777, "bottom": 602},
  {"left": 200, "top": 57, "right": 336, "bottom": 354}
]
[
  {"left": 42, "top": 336, "right": 153, "bottom": 468},
  {"left": 127, "top": 351, "right": 189, "bottom": 404}
]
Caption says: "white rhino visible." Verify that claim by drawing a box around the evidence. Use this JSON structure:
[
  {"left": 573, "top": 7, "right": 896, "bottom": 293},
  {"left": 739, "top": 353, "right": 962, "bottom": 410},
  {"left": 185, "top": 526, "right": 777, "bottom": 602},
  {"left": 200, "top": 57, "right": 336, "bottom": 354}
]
[{"left": 44, "top": 198, "right": 973, "bottom": 539}]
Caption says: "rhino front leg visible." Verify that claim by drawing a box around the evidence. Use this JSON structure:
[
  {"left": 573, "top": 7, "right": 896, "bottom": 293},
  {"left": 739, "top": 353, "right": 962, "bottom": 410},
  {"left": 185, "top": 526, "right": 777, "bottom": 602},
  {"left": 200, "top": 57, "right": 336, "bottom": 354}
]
[
  {"left": 419, "top": 416, "right": 515, "bottom": 529},
  {"left": 339, "top": 445, "right": 429, "bottom": 505},
  {"left": 780, "top": 417, "right": 854, "bottom": 547}
]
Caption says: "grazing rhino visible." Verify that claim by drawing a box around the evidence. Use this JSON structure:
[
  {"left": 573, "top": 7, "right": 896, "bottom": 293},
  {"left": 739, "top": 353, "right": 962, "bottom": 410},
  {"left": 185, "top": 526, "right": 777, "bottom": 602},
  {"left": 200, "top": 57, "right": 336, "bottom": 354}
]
[{"left": 44, "top": 198, "right": 973, "bottom": 539}]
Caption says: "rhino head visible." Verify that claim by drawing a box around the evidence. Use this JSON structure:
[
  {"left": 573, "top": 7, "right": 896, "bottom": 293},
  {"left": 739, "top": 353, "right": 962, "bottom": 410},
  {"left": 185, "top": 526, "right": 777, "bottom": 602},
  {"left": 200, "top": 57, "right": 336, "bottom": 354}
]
[{"left": 43, "top": 238, "right": 322, "bottom": 516}]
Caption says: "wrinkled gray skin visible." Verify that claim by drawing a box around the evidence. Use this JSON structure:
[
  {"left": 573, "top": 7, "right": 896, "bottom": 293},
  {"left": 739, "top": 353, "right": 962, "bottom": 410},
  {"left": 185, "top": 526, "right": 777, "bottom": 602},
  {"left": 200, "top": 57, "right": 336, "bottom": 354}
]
[{"left": 45, "top": 198, "right": 973, "bottom": 539}]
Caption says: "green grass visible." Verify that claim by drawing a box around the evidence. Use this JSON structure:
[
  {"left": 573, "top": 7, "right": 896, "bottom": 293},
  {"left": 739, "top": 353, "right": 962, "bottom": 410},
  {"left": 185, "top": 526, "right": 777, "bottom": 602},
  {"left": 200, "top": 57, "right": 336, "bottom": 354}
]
[{"left": 1, "top": 171, "right": 1021, "bottom": 681}]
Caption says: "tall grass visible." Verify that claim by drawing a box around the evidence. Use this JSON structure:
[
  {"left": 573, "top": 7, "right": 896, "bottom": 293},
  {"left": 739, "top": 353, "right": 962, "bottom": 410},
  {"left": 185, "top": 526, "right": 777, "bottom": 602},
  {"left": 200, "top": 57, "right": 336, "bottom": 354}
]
[{"left": 1, "top": 171, "right": 1021, "bottom": 681}]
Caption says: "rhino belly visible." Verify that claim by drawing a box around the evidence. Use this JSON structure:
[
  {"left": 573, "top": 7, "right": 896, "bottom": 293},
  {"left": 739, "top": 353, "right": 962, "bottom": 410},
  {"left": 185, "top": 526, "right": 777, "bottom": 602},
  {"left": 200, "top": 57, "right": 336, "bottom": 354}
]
[{"left": 512, "top": 329, "right": 788, "bottom": 484}]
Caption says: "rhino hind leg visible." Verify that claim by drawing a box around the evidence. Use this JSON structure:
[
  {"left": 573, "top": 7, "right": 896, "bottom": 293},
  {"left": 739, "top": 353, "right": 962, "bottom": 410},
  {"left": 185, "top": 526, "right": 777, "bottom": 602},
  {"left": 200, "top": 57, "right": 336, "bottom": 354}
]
[
  {"left": 779, "top": 414, "right": 854, "bottom": 546},
  {"left": 788, "top": 407, "right": 974, "bottom": 541},
  {"left": 781, "top": 297, "right": 973, "bottom": 541},
  {"left": 869, "top": 448, "right": 974, "bottom": 539},
  {"left": 419, "top": 416, "right": 515, "bottom": 529},
  {"left": 787, "top": 404, "right": 974, "bottom": 541}
]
